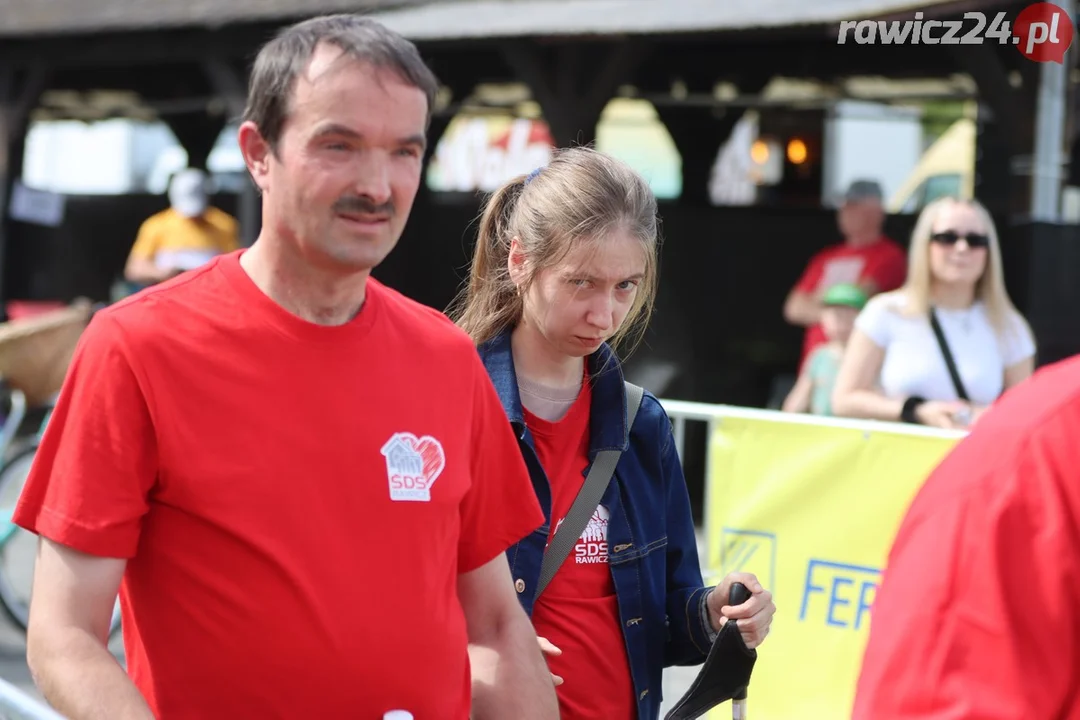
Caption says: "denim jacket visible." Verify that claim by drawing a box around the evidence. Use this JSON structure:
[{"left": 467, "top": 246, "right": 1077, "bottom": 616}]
[{"left": 477, "top": 330, "right": 715, "bottom": 720}]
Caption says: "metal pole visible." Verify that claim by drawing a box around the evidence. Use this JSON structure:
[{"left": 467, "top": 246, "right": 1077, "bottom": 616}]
[
  {"left": 702, "top": 416, "right": 718, "bottom": 575},
  {"left": 1031, "top": 0, "right": 1075, "bottom": 221},
  {"left": 0, "top": 676, "right": 67, "bottom": 720}
]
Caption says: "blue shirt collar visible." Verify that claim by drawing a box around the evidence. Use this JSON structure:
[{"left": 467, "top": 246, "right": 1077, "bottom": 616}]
[{"left": 477, "top": 329, "right": 631, "bottom": 457}]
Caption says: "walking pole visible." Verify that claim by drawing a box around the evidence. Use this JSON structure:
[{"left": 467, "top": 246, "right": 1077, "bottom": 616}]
[
  {"left": 662, "top": 580, "right": 757, "bottom": 720},
  {"left": 729, "top": 582, "right": 752, "bottom": 720}
]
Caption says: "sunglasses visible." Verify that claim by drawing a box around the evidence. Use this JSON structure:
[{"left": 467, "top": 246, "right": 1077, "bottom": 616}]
[{"left": 931, "top": 230, "right": 990, "bottom": 248}]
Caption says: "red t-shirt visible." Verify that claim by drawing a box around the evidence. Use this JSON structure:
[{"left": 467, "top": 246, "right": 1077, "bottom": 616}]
[
  {"left": 852, "top": 356, "right": 1080, "bottom": 719},
  {"left": 525, "top": 378, "right": 636, "bottom": 720},
  {"left": 14, "top": 251, "right": 544, "bottom": 719},
  {"left": 794, "top": 237, "right": 907, "bottom": 364}
]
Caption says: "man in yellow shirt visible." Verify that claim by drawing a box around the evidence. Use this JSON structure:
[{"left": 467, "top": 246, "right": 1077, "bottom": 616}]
[{"left": 124, "top": 169, "right": 240, "bottom": 286}]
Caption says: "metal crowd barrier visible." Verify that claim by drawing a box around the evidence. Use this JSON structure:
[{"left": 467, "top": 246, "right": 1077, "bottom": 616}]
[
  {"left": 0, "top": 677, "right": 63, "bottom": 720},
  {"left": 657, "top": 397, "right": 968, "bottom": 472}
]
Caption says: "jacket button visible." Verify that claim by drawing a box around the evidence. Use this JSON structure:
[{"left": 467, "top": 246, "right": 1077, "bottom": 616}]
[{"left": 514, "top": 578, "right": 526, "bottom": 593}]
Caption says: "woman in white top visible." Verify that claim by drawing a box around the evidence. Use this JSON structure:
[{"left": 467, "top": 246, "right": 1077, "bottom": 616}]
[{"left": 832, "top": 196, "right": 1035, "bottom": 429}]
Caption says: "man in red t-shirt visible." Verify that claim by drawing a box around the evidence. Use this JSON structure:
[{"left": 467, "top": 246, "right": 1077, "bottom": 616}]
[
  {"left": 14, "top": 15, "right": 556, "bottom": 720},
  {"left": 852, "top": 356, "right": 1080, "bottom": 719},
  {"left": 783, "top": 180, "right": 907, "bottom": 367}
]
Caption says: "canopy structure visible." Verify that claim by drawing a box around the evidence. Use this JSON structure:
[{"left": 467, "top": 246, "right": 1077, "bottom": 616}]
[
  {"left": 0, "top": 0, "right": 1014, "bottom": 38},
  {"left": 0, "top": 0, "right": 416, "bottom": 37},
  {"left": 373, "top": 0, "right": 1014, "bottom": 39},
  {"left": 0, "top": 0, "right": 1069, "bottom": 295}
]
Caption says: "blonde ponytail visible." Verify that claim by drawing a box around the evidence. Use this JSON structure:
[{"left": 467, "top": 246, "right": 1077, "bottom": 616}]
[{"left": 448, "top": 175, "right": 528, "bottom": 344}]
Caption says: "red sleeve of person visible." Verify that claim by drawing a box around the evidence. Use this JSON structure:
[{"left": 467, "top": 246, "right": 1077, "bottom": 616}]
[{"left": 852, "top": 356, "right": 1080, "bottom": 718}]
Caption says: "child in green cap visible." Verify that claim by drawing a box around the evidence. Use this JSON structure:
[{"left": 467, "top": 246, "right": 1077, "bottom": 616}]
[{"left": 783, "top": 282, "right": 868, "bottom": 416}]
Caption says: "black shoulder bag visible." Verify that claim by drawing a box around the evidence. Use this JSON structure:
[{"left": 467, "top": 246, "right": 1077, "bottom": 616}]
[{"left": 928, "top": 307, "right": 970, "bottom": 401}]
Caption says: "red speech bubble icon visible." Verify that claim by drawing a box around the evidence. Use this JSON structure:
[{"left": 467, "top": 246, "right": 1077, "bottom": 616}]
[{"left": 1013, "top": 2, "right": 1075, "bottom": 63}]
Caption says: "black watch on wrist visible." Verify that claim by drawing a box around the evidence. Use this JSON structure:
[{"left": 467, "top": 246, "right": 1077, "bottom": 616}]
[{"left": 900, "top": 396, "right": 926, "bottom": 424}]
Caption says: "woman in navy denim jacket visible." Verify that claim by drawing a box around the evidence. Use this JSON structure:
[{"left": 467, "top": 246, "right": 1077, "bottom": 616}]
[{"left": 449, "top": 147, "right": 775, "bottom": 719}]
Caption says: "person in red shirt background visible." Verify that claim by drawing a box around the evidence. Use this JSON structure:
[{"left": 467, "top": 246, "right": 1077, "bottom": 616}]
[
  {"left": 852, "top": 354, "right": 1080, "bottom": 718},
  {"left": 784, "top": 179, "right": 907, "bottom": 368},
  {"left": 13, "top": 15, "right": 556, "bottom": 720}
]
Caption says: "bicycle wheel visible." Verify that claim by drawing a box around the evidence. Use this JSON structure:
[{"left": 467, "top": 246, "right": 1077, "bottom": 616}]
[{"left": 0, "top": 443, "right": 122, "bottom": 635}]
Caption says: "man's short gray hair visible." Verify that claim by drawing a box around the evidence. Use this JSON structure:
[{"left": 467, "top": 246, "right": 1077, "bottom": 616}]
[{"left": 242, "top": 14, "right": 440, "bottom": 153}]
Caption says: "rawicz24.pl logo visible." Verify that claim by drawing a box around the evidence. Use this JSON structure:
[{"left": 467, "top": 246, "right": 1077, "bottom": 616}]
[{"left": 837, "top": 2, "right": 1075, "bottom": 63}]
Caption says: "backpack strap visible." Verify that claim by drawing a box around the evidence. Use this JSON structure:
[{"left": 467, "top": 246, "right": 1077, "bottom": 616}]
[{"left": 534, "top": 381, "right": 644, "bottom": 599}]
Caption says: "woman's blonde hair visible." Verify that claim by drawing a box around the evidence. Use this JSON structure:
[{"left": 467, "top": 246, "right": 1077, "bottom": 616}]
[
  {"left": 901, "top": 196, "right": 1030, "bottom": 342},
  {"left": 447, "top": 146, "right": 660, "bottom": 352}
]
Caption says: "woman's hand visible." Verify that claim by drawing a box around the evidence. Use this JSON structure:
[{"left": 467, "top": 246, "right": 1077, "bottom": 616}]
[
  {"left": 968, "top": 403, "right": 992, "bottom": 426},
  {"left": 915, "top": 400, "right": 968, "bottom": 429},
  {"left": 537, "top": 636, "right": 563, "bottom": 686},
  {"left": 706, "top": 573, "right": 775, "bottom": 649}
]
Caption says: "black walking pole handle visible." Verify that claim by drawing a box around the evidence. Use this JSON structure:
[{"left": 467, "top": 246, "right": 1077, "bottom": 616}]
[
  {"left": 729, "top": 581, "right": 752, "bottom": 606},
  {"left": 729, "top": 582, "right": 752, "bottom": 702}
]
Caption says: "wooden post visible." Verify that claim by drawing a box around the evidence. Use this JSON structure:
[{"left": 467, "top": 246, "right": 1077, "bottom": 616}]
[
  {"left": 203, "top": 58, "right": 261, "bottom": 246},
  {"left": 502, "top": 40, "right": 650, "bottom": 148},
  {"left": 0, "top": 64, "right": 50, "bottom": 314}
]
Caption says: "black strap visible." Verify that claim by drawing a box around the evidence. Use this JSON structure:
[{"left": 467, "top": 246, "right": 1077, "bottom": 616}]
[
  {"left": 663, "top": 619, "right": 757, "bottom": 720},
  {"left": 535, "top": 381, "right": 644, "bottom": 599},
  {"left": 928, "top": 308, "right": 969, "bottom": 401}
]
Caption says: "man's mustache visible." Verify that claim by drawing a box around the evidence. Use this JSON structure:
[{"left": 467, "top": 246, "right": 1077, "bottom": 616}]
[{"left": 332, "top": 195, "right": 395, "bottom": 217}]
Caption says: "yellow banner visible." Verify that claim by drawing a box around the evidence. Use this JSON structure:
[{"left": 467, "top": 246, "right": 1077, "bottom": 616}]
[{"left": 699, "top": 412, "right": 962, "bottom": 720}]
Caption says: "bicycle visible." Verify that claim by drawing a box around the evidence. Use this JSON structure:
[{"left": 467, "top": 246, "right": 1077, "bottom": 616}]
[
  {"left": 0, "top": 390, "right": 122, "bottom": 636},
  {"left": 0, "top": 302, "right": 123, "bottom": 636}
]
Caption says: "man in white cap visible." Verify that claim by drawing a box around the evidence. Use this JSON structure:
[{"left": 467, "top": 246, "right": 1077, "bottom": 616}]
[{"left": 123, "top": 168, "right": 240, "bottom": 286}]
